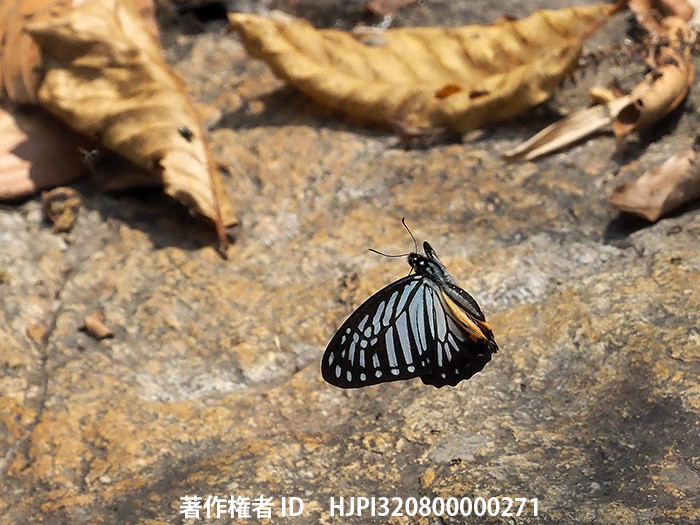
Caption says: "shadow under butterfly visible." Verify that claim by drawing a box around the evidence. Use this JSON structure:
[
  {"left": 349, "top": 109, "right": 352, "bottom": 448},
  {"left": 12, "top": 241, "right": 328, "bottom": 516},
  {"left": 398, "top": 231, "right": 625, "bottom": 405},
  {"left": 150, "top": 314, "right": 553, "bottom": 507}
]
[{"left": 322, "top": 228, "right": 498, "bottom": 389}]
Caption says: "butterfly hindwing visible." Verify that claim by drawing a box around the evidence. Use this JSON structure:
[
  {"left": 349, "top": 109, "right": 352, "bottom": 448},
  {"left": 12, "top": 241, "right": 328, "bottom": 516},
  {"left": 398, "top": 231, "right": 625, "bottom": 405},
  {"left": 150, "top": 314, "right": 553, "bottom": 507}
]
[
  {"left": 418, "top": 286, "right": 494, "bottom": 387},
  {"left": 322, "top": 275, "right": 436, "bottom": 388}
]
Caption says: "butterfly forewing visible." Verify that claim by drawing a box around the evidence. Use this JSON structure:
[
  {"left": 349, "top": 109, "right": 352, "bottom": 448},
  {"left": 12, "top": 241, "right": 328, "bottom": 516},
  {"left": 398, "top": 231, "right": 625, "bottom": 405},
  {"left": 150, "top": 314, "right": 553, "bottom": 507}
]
[{"left": 322, "top": 275, "right": 436, "bottom": 388}]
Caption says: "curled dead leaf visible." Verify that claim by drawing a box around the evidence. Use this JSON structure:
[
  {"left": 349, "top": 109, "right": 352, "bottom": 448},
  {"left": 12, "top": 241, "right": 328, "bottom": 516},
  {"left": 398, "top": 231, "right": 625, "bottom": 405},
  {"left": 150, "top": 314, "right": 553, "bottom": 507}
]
[
  {"left": 81, "top": 310, "right": 114, "bottom": 339},
  {"left": 230, "top": 3, "right": 621, "bottom": 133},
  {"left": 609, "top": 147, "right": 700, "bottom": 221},
  {"left": 41, "top": 186, "right": 81, "bottom": 232},
  {"left": 26, "top": 0, "right": 237, "bottom": 248},
  {"left": 629, "top": 0, "right": 694, "bottom": 35},
  {"left": 613, "top": 17, "right": 694, "bottom": 149}
]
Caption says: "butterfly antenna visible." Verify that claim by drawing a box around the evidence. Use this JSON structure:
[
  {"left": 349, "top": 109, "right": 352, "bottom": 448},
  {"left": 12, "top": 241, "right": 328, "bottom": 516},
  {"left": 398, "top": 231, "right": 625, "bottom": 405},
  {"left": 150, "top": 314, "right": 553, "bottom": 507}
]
[
  {"left": 368, "top": 248, "right": 409, "bottom": 258},
  {"left": 401, "top": 217, "right": 418, "bottom": 253}
]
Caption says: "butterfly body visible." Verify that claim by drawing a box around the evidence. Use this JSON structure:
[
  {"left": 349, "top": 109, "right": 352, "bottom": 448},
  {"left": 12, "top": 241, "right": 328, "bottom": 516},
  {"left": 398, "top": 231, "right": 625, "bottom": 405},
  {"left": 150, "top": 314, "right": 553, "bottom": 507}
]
[{"left": 322, "top": 241, "right": 498, "bottom": 388}]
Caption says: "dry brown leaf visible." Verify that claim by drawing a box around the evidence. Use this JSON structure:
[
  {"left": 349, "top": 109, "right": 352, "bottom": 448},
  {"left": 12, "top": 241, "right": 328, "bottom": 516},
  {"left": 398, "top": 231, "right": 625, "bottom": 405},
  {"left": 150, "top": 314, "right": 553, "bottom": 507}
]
[
  {"left": 0, "top": 0, "right": 159, "bottom": 104},
  {"left": 230, "top": 3, "right": 622, "bottom": 133},
  {"left": 0, "top": 103, "right": 89, "bottom": 199},
  {"left": 26, "top": 0, "right": 237, "bottom": 248},
  {"left": 609, "top": 147, "right": 700, "bottom": 220},
  {"left": 503, "top": 95, "right": 633, "bottom": 161},
  {"left": 613, "top": 16, "right": 694, "bottom": 149},
  {"left": 0, "top": 0, "right": 72, "bottom": 103},
  {"left": 81, "top": 310, "right": 114, "bottom": 339}
]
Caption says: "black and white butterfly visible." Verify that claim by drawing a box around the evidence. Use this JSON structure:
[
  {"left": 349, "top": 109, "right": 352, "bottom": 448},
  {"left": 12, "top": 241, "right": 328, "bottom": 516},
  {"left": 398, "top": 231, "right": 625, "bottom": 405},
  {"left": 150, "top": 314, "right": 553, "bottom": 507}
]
[{"left": 322, "top": 236, "right": 498, "bottom": 388}]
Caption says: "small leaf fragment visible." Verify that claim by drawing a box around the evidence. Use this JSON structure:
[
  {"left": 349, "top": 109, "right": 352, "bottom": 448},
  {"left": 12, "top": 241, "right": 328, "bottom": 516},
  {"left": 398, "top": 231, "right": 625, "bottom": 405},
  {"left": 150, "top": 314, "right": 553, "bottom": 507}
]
[
  {"left": 230, "top": 3, "right": 621, "bottom": 133},
  {"left": 503, "top": 95, "right": 632, "bottom": 161},
  {"left": 41, "top": 186, "right": 81, "bottom": 232},
  {"left": 81, "top": 310, "right": 114, "bottom": 339},
  {"left": 609, "top": 147, "right": 700, "bottom": 221}
]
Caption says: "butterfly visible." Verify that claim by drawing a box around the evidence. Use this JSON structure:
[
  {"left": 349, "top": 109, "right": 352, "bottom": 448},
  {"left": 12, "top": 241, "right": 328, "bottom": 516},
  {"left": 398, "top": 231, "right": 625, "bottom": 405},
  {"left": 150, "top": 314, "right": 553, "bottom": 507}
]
[{"left": 322, "top": 235, "right": 498, "bottom": 388}]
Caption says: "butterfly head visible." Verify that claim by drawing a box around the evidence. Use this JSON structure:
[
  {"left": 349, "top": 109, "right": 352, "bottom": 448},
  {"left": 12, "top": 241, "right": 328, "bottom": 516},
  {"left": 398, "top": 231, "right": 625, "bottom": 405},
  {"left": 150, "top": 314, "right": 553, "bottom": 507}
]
[
  {"left": 407, "top": 252, "right": 426, "bottom": 270},
  {"left": 408, "top": 243, "right": 447, "bottom": 281}
]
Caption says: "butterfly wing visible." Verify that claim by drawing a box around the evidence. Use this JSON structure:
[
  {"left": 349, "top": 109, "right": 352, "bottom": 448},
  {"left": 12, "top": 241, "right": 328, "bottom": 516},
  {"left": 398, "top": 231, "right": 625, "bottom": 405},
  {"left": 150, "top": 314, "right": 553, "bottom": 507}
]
[
  {"left": 322, "top": 274, "right": 438, "bottom": 388},
  {"left": 418, "top": 284, "right": 497, "bottom": 388}
]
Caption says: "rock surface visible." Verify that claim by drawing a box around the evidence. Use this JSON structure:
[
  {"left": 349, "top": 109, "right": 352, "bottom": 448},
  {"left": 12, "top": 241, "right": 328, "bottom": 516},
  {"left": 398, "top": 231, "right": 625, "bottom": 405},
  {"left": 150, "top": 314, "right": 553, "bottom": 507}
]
[{"left": 1, "top": 1, "right": 699, "bottom": 524}]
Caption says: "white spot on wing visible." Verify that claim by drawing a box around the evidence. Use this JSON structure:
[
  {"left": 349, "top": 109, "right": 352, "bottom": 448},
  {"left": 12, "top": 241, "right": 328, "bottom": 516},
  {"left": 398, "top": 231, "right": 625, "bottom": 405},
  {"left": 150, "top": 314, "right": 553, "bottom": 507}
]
[
  {"left": 335, "top": 365, "right": 342, "bottom": 378},
  {"left": 359, "top": 350, "right": 365, "bottom": 367}
]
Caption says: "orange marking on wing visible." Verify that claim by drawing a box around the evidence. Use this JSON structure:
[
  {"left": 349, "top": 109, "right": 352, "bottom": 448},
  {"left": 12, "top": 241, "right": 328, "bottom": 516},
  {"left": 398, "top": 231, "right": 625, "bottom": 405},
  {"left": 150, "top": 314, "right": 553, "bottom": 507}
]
[
  {"left": 476, "top": 320, "right": 492, "bottom": 333},
  {"left": 441, "top": 291, "right": 487, "bottom": 341}
]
